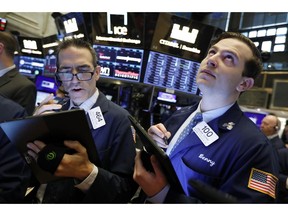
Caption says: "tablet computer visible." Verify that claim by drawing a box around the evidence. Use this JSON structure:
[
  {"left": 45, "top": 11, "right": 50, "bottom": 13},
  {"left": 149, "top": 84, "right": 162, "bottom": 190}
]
[
  {"left": 0, "top": 109, "right": 100, "bottom": 184},
  {"left": 128, "top": 115, "right": 184, "bottom": 193}
]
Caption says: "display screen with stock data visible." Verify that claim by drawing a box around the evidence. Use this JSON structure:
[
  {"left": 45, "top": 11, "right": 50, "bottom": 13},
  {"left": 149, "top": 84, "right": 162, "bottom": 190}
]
[
  {"left": 143, "top": 13, "right": 222, "bottom": 94},
  {"left": 17, "top": 56, "right": 46, "bottom": 79},
  {"left": 93, "top": 44, "right": 144, "bottom": 82},
  {"left": 144, "top": 51, "right": 200, "bottom": 94}
]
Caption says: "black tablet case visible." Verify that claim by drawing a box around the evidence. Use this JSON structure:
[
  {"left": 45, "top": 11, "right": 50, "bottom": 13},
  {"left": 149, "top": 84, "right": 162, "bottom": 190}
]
[
  {"left": 1, "top": 109, "right": 100, "bottom": 183},
  {"left": 128, "top": 115, "right": 184, "bottom": 193}
]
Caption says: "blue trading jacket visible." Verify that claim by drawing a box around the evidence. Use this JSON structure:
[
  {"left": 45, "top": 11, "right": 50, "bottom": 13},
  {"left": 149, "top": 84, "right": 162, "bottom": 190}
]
[{"left": 164, "top": 102, "right": 279, "bottom": 203}]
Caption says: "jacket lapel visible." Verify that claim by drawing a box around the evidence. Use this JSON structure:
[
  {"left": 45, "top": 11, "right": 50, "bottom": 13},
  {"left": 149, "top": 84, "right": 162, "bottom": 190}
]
[
  {"left": 0, "top": 68, "right": 17, "bottom": 87},
  {"left": 169, "top": 103, "right": 244, "bottom": 158}
]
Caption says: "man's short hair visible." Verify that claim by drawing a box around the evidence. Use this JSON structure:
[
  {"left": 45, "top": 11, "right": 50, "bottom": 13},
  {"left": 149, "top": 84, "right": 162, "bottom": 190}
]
[
  {"left": 56, "top": 38, "right": 98, "bottom": 68},
  {"left": 210, "top": 32, "right": 263, "bottom": 80},
  {"left": 0, "top": 32, "right": 19, "bottom": 58}
]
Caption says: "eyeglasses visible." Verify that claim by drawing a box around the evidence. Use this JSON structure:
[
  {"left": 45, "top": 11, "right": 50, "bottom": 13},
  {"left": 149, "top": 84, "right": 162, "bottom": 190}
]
[
  {"left": 55, "top": 66, "right": 95, "bottom": 81},
  {"left": 56, "top": 72, "right": 94, "bottom": 81}
]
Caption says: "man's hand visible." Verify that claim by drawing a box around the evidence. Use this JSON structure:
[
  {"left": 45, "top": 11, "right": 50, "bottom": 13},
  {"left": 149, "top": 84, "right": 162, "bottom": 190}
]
[
  {"left": 148, "top": 123, "right": 171, "bottom": 148},
  {"left": 55, "top": 140, "right": 94, "bottom": 180},
  {"left": 34, "top": 94, "right": 62, "bottom": 115},
  {"left": 27, "top": 140, "right": 94, "bottom": 180},
  {"left": 133, "top": 150, "right": 168, "bottom": 197}
]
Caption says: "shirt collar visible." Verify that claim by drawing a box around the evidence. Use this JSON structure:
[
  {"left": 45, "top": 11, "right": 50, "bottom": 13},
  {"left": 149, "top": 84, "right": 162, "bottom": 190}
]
[
  {"left": 267, "top": 134, "right": 279, "bottom": 140},
  {"left": 0, "top": 65, "right": 16, "bottom": 77},
  {"left": 198, "top": 100, "right": 235, "bottom": 123},
  {"left": 69, "top": 88, "right": 99, "bottom": 112}
]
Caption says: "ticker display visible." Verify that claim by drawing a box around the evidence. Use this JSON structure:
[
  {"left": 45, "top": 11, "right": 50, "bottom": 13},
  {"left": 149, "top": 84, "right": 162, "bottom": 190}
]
[{"left": 94, "top": 44, "right": 144, "bottom": 82}]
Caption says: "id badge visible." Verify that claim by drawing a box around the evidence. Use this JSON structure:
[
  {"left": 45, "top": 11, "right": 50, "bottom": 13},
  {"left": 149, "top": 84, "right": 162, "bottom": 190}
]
[
  {"left": 193, "top": 121, "right": 219, "bottom": 146},
  {"left": 88, "top": 106, "right": 106, "bottom": 129}
]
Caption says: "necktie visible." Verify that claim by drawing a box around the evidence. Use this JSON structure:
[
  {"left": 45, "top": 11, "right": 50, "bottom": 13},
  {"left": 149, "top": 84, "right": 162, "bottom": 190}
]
[{"left": 170, "top": 112, "right": 203, "bottom": 154}]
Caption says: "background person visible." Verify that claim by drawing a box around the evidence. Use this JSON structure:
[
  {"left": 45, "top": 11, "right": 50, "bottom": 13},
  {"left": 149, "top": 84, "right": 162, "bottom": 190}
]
[
  {"left": 0, "top": 32, "right": 36, "bottom": 116},
  {"left": 281, "top": 120, "right": 288, "bottom": 148},
  {"left": 260, "top": 114, "right": 285, "bottom": 150},
  {"left": 0, "top": 95, "right": 31, "bottom": 203}
]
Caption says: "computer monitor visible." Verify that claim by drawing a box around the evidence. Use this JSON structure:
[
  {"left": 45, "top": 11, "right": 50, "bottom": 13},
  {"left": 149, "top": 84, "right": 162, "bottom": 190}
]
[
  {"left": 244, "top": 111, "right": 268, "bottom": 128},
  {"left": 93, "top": 44, "right": 144, "bottom": 83},
  {"left": 143, "top": 51, "right": 199, "bottom": 94},
  {"left": 35, "top": 75, "right": 58, "bottom": 105},
  {"left": 238, "top": 88, "right": 269, "bottom": 108},
  {"left": 157, "top": 91, "right": 177, "bottom": 104},
  {"left": 270, "top": 79, "right": 288, "bottom": 111},
  {"left": 18, "top": 56, "right": 46, "bottom": 79}
]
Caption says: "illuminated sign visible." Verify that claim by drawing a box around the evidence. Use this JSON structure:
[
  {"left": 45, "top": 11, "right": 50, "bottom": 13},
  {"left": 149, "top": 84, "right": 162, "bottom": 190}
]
[
  {"left": 63, "top": 33, "right": 85, "bottom": 40},
  {"left": 158, "top": 23, "right": 201, "bottom": 55},
  {"left": 18, "top": 36, "right": 44, "bottom": 57},
  {"left": 150, "top": 13, "right": 223, "bottom": 62},
  {"left": 57, "top": 12, "right": 88, "bottom": 41},
  {"left": 22, "top": 39, "right": 42, "bottom": 55},
  {"left": 64, "top": 18, "right": 79, "bottom": 34},
  {"left": 23, "top": 39, "right": 38, "bottom": 50},
  {"left": 107, "top": 12, "right": 128, "bottom": 35},
  {"left": 91, "top": 13, "right": 144, "bottom": 48},
  {"left": 0, "top": 17, "right": 7, "bottom": 31},
  {"left": 170, "top": 24, "right": 199, "bottom": 44}
]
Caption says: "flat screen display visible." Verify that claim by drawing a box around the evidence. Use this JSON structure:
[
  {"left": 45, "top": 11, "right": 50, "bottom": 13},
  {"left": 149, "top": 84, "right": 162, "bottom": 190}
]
[
  {"left": 18, "top": 56, "right": 46, "bottom": 78},
  {"left": 270, "top": 80, "right": 288, "bottom": 111},
  {"left": 35, "top": 75, "right": 58, "bottom": 105},
  {"left": 157, "top": 91, "right": 177, "bottom": 103},
  {"left": 244, "top": 111, "right": 267, "bottom": 128},
  {"left": 143, "top": 51, "right": 199, "bottom": 94},
  {"left": 35, "top": 75, "right": 58, "bottom": 94},
  {"left": 43, "top": 53, "right": 57, "bottom": 77},
  {"left": 42, "top": 34, "right": 59, "bottom": 77},
  {"left": 94, "top": 44, "right": 144, "bottom": 82},
  {"left": 238, "top": 89, "right": 269, "bottom": 108}
]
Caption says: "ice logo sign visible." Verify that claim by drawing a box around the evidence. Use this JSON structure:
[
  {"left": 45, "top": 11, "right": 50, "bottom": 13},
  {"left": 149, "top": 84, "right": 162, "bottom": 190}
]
[{"left": 107, "top": 12, "right": 128, "bottom": 36}]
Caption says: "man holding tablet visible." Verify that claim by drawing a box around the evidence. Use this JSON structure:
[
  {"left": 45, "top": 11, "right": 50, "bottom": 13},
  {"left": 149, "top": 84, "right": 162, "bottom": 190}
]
[{"left": 133, "top": 32, "right": 279, "bottom": 203}]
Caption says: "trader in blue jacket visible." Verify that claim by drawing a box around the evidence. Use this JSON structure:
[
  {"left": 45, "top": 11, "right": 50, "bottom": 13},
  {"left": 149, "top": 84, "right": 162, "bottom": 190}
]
[
  {"left": 26, "top": 38, "right": 137, "bottom": 203},
  {"left": 133, "top": 32, "right": 279, "bottom": 203}
]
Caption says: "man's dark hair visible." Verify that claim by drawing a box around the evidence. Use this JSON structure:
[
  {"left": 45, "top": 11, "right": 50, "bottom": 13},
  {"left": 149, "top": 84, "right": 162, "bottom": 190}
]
[
  {"left": 0, "top": 32, "right": 18, "bottom": 58},
  {"left": 56, "top": 38, "right": 98, "bottom": 68},
  {"left": 210, "top": 32, "right": 263, "bottom": 80}
]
